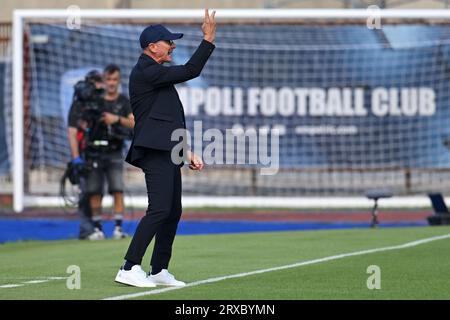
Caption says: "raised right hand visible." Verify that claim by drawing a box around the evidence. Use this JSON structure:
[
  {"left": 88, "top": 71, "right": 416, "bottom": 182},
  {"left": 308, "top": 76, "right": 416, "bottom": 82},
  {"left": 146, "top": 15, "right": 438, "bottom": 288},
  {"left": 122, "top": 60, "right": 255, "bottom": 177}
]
[{"left": 202, "top": 8, "right": 216, "bottom": 44}]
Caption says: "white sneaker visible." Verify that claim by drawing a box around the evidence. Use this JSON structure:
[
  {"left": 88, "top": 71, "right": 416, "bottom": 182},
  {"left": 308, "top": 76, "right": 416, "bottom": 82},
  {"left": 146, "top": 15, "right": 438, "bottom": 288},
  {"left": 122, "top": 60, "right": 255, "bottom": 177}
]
[
  {"left": 112, "top": 226, "right": 128, "bottom": 239},
  {"left": 87, "top": 228, "right": 105, "bottom": 241},
  {"left": 115, "top": 265, "right": 156, "bottom": 288},
  {"left": 95, "top": 228, "right": 105, "bottom": 240},
  {"left": 149, "top": 269, "right": 186, "bottom": 287}
]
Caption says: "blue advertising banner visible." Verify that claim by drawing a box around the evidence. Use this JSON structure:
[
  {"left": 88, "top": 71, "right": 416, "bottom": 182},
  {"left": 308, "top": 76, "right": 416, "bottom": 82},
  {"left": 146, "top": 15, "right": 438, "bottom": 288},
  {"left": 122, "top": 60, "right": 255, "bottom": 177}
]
[{"left": 26, "top": 23, "right": 450, "bottom": 169}]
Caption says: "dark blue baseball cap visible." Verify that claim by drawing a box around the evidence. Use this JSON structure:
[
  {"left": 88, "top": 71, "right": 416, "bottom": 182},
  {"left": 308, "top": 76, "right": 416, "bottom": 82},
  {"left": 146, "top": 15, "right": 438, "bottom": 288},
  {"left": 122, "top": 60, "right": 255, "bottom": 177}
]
[{"left": 139, "top": 24, "right": 183, "bottom": 49}]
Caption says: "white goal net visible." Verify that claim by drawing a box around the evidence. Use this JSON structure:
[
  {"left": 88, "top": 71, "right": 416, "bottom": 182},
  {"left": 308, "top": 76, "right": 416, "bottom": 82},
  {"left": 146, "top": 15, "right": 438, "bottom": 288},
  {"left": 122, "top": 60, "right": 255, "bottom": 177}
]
[{"left": 7, "top": 9, "right": 450, "bottom": 211}]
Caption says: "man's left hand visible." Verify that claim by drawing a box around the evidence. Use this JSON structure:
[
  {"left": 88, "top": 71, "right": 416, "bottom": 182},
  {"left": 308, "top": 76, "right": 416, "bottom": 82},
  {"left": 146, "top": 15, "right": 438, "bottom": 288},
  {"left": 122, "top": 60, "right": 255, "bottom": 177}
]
[
  {"left": 188, "top": 152, "right": 204, "bottom": 171},
  {"left": 101, "top": 112, "right": 120, "bottom": 125}
]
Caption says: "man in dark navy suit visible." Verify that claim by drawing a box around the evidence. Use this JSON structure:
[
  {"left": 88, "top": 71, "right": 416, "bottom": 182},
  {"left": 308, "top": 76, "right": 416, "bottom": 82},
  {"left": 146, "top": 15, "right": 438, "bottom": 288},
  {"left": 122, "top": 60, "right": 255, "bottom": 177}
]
[{"left": 115, "top": 9, "right": 216, "bottom": 288}]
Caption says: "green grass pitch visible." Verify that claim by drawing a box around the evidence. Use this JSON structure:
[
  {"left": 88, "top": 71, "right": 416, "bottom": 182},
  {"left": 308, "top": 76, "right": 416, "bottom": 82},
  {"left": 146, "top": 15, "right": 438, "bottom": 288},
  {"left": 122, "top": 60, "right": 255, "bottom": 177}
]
[{"left": 1, "top": 226, "right": 450, "bottom": 300}]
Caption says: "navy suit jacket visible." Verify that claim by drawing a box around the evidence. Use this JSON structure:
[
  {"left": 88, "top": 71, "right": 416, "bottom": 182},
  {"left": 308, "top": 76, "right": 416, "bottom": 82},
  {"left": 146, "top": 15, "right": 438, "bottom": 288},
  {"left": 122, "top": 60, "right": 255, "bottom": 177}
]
[{"left": 125, "top": 39, "right": 215, "bottom": 167}]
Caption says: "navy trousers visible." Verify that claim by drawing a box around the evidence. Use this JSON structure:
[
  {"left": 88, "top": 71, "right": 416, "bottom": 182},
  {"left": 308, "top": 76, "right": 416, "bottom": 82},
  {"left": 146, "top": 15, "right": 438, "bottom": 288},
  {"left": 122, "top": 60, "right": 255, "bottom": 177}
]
[
  {"left": 124, "top": 149, "right": 182, "bottom": 271},
  {"left": 78, "top": 177, "right": 95, "bottom": 239}
]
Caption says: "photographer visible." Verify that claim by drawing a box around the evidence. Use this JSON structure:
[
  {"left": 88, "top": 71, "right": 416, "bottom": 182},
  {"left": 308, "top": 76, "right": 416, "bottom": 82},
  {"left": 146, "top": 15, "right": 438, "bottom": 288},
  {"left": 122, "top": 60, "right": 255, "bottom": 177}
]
[{"left": 67, "top": 65, "right": 134, "bottom": 240}]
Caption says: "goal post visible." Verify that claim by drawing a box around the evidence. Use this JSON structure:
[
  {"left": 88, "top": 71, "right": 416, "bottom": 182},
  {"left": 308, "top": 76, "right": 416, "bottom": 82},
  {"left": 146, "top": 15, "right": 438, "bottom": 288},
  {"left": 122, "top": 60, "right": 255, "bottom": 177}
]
[{"left": 11, "top": 9, "right": 450, "bottom": 212}]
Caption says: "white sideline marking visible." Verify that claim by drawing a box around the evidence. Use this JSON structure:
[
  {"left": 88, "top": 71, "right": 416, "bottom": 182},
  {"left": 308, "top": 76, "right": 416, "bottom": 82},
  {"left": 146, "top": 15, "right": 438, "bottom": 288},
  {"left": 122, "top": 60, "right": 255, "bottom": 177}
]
[
  {"left": 0, "top": 284, "right": 24, "bottom": 288},
  {"left": 22, "top": 280, "right": 49, "bottom": 284},
  {"left": 103, "top": 233, "right": 450, "bottom": 300},
  {"left": 0, "top": 277, "right": 67, "bottom": 289}
]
